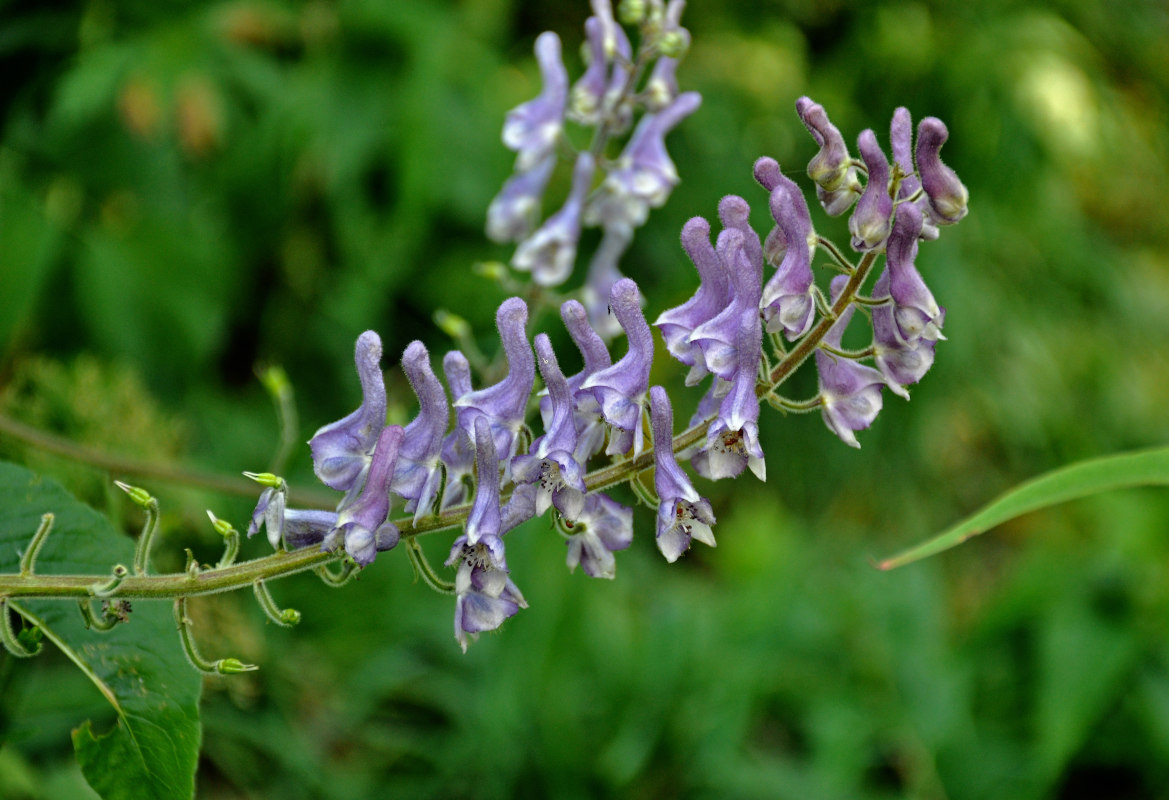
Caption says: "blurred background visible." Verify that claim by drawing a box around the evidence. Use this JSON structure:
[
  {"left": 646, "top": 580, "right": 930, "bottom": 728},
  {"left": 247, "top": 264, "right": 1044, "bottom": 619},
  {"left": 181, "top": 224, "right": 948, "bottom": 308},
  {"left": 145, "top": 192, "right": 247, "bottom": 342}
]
[{"left": 2, "top": 0, "right": 1169, "bottom": 797}]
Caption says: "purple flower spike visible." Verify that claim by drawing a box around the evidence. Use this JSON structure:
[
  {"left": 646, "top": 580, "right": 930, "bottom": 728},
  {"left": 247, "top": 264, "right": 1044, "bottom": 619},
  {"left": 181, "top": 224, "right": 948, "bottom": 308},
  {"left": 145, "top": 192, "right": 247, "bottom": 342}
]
[
  {"left": 486, "top": 155, "right": 556, "bottom": 244},
  {"left": 816, "top": 276, "right": 886, "bottom": 448},
  {"left": 692, "top": 319, "right": 766, "bottom": 481},
  {"left": 564, "top": 492, "right": 632, "bottom": 579},
  {"left": 849, "top": 129, "right": 894, "bottom": 252},
  {"left": 796, "top": 96, "right": 863, "bottom": 215},
  {"left": 584, "top": 92, "right": 702, "bottom": 233},
  {"left": 916, "top": 117, "right": 968, "bottom": 225},
  {"left": 580, "top": 279, "right": 654, "bottom": 456},
  {"left": 886, "top": 202, "right": 944, "bottom": 346},
  {"left": 688, "top": 220, "right": 764, "bottom": 382},
  {"left": 391, "top": 341, "right": 449, "bottom": 524},
  {"left": 760, "top": 179, "right": 816, "bottom": 340},
  {"left": 512, "top": 334, "right": 587, "bottom": 520},
  {"left": 309, "top": 330, "right": 386, "bottom": 497},
  {"left": 890, "top": 108, "right": 939, "bottom": 242},
  {"left": 439, "top": 351, "right": 475, "bottom": 509},
  {"left": 654, "top": 216, "right": 731, "bottom": 374},
  {"left": 649, "top": 386, "right": 717, "bottom": 562},
  {"left": 454, "top": 298, "right": 535, "bottom": 466},
  {"left": 323, "top": 425, "right": 404, "bottom": 566},
  {"left": 512, "top": 153, "right": 596, "bottom": 287},
  {"left": 502, "top": 32, "right": 568, "bottom": 172}
]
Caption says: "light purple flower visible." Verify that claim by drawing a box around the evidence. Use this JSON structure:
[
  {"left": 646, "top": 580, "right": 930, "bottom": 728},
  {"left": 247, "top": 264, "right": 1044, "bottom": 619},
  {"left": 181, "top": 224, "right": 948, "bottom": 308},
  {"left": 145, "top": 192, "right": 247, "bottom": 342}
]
[
  {"left": 649, "top": 386, "right": 716, "bottom": 562},
  {"left": 759, "top": 170, "right": 817, "bottom": 340},
  {"left": 692, "top": 318, "right": 766, "bottom": 481},
  {"left": 502, "top": 32, "right": 568, "bottom": 172},
  {"left": 796, "top": 96, "right": 863, "bottom": 215},
  {"left": 580, "top": 226, "right": 633, "bottom": 342},
  {"left": 543, "top": 299, "right": 612, "bottom": 463},
  {"left": 322, "top": 425, "right": 404, "bottom": 566},
  {"left": 816, "top": 276, "right": 886, "bottom": 448},
  {"left": 569, "top": 11, "right": 633, "bottom": 127},
  {"left": 281, "top": 509, "right": 336, "bottom": 550},
  {"left": 464, "top": 415, "right": 505, "bottom": 555},
  {"left": 583, "top": 92, "right": 702, "bottom": 233},
  {"left": 890, "top": 108, "right": 939, "bottom": 241},
  {"left": 391, "top": 341, "right": 449, "bottom": 524},
  {"left": 440, "top": 350, "right": 475, "bottom": 510},
  {"left": 511, "top": 334, "right": 587, "bottom": 520},
  {"left": 486, "top": 155, "right": 556, "bottom": 244},
  {"left": 564, "top": 492, "right": 632, "bottom": 579},
  {"left": 884, "top": 202, "right": 944, "bottom": 346},
  {"left": 870, "top": 270, "right": 935, "bottom": 398},
  {"left": 643, "top": 0, "right": 689, "bottom": 111},
  {"left": 579, "top": 279, "right": 654, "bottom": 457},
  {"left": 849, "top": 129, "right": 894, "bottom": 252},
  {"left": 309, "top": 330, "right": 386, "bottom": 498},
  {"left": 454, "top": 298, "right": 535, "bottom": 469},
  {"left": 247, "top": 483, "right": 286, "bottom": 549},
  {"left": 916, "top": 117, "right": 968, "bottom": 226},
  {"left": 512, "top": 153, "right": 596, "bottom": 286},
  {"left": 654, "top": 216, "right": 731, "bottom": 378}
]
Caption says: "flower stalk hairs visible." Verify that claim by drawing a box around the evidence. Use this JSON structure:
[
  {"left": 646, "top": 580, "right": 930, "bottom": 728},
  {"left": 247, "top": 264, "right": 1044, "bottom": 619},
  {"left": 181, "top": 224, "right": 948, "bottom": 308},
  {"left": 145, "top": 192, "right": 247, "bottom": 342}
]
[{"left": 0, "top": 0, "right": 967, "bottom": 662}]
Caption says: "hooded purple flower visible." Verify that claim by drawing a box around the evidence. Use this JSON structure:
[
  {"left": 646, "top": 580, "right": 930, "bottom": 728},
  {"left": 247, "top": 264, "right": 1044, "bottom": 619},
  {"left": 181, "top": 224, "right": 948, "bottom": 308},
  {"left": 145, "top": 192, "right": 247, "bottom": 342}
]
[
  {"left": 486, "top": 155, "right": 556, "bottom": 244},
  {"left": 512, "top": 153, "right": 596, "bottom": 287},
  {"left": 654, "top": 216, "right": 731, "bottom": 377},
  {"left": 309, "top": 330, "right": 386, "bottom": 498},
  {"left": 248, "top": 482, "right": 286, "bottom": 550},
  {"left": 849, "top": 129, "right": 894, "bottom": 252},
  {"left": 563, "top": 492, "right": 632, "bottom": 579},
  {"left": 502, "top": 32, "right": 568, "bottom": 172},
  {"left": 688, "top": 196, "right": 764, "bottom": 381},
  {"left": 643, "top": 0, "right": 689, "bottom": 111},
  {"left": 454, "top": 298, "right": 535, "bottom": 469},
  {"left": 692, "top": 318, "right": 766, "bottom": 481},
  {"left": 816, "top": 276, "right": 886, "bottom": 448},
  {"left": 580, "top": 226, "right": 633, "bottom": 342},
  {"left": 322, "top": 425, "right": 404, "bottom": 566},
  {"left": 542, "top": 299, "right": 612, "bottom": 463},
  {"left": 445, "top": 415, "right": 526, "bottom": 652},
  {"left": 890, "top": 108, "right": 940, "bottom": 241},
  {"left": 440, "top": 350, "right": 475, "bottom": 509},
  {"left": 391, "top": 341, "right": 449, "bottom": 524},
  {"left": 870, "top": 270, "right": 935, "bottom": 398},
  {"left": 579, "top": 279, "right": 654, "bottom": 456},
  {"left": 884, "top": 202, "right": 944, "bottom": 347},
  {"left": 583, "top": 92, "right": 702, "bottom": 233},
  {"left": 916, "top": 117, "right": 968, "bottom": 226},
  {"left": 569, "top": 10, "right": 633, "bottom": 127},
  {"left": 759, "top": 168, "right": 817, "bottom": 340},
  {"left": 649, "top": 386, "right": 717, "bottom": 562},
  {"left": 511, "top": 334, "right": 587, "bottom": 520},
  {"left": 796, "top": 96, "right": 863, "bottom": 215}
]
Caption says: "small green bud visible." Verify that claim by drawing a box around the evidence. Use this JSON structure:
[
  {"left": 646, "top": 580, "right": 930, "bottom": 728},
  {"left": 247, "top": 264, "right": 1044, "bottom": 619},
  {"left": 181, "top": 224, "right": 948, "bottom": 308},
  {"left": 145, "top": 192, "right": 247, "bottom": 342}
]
[
  {"left": 114, "top": 481, "right": 155, "bottom": 509},
  {"left": 242, "top": 471, "right": 285, "bottom": 490},
  {"left": 433, "top": 309, "right": 472, "bottom": 341},
  {"left": 280, "top": 608, "right": 302, "bottom": 626},
  {"left": 618, "top": 0, "right": 646, "bottom": 25},
  {"left": 215, "top": 658, "right": 259, "bottom": 674},
  {"left": 656, "top": 30, "right": 687, "bottom": 59},
  {"left": 257, "top": 364, "right": 291, "bottom": 398},
  {"left": 206, "top": 510, "right": 236, "bottom": 539}
]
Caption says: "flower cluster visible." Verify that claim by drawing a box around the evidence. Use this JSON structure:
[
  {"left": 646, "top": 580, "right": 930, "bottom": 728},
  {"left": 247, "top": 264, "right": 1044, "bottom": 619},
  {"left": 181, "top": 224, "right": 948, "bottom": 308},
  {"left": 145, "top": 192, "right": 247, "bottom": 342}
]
[{"left": 246, "top": 4, "right": 967, "bottom": 651}]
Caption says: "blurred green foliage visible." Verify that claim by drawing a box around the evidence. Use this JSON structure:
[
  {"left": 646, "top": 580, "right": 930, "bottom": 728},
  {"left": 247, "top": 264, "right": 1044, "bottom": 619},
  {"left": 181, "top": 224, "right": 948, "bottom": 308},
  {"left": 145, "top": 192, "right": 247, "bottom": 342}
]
[{"left": 2, "top": 0, "right": 1169, "bottom": 798}]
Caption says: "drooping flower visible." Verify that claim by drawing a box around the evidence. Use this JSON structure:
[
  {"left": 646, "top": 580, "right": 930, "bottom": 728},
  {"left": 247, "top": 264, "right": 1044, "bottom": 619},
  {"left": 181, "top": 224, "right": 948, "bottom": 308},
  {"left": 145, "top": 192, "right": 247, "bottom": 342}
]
[
  {"left": 870, "top": 270, "right": 935, "bottom": 398},
  {"left": 391, "top": 341, "right": 449, "bottom": 524},
  {"left": 796, "top": 96, "right": 863, "bottom": 215},
  {"left": 486, "top": 155, "right": 557, "bottom": 244},
  {"left": 692, "top": 318, "right": 766, "bottom": 481},
  {"left": 649, "top": 386, "right": 716, "bottom": 562},
  {"left": 916, "top": 116, "right": 968, "bottom": 226},
  {"left": 547, "top": 299, "right": 612, "bottom": 463},
  {"left": 512, "top": 153, "right": 596, "bottom": 287},
  {"left": 848, "top": 129, "right": 894, "bottom": 252},
  {"left": 502, "top": 32, "right": 569, "bottom": 172},
  {"left": 816, "top": 276, "right": 887, "bottom": 448},
  {"left": 563, "top": 492, "right": 632, "bottom": 579},
  {"left": 889, "top": 107, "right": 939, "bottom": 241},
  {"left": 454, "top": 297, "right": 535, "bottom": 469},
  {"left": 322, "top": 425, "right": 404, "bottom": 566},
  {"left": 583, "top": 92, "right": 702, "bottom": 234},
  {"left": 440, "top": 350, "right": 476, "bottom": 509},
  {"left": 511, "top": 334, "right": 587, "bottom": 520},
  {"left": 579, "top": 278, "right": 654, "bottom": 456},
  {"left": 884, "top": 202, "right": 944, "bottom": 346},
  {"left": 308, "top": 330, "right": 386, "bottom": 498},
  {"left": 654, "top": 216, "right": 731, "bottom": 378},
  {"left": 759, "top": 169, "right": 817, "bottom": 339},
  {"left": 247, "top": 482, "right": 286, "bottom": 550}
]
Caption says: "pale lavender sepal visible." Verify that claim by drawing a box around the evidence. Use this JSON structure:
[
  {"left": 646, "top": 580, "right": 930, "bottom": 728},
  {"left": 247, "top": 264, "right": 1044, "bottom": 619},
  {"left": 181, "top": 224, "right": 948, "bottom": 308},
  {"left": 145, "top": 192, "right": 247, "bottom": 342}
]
[
  {"left": 308, "top": 330, "right": 386, "bottom": 495},
  {"left": 502, "top": 32, "right": 568, "bottom": 172},
  {"left": 512, "top": 152, "right": 596, "bottom": 287},
  {"left": 649, "top": 386, "right": 717, "bottom": 562},
  {"left": 439, "top": 350, "right": 475, "bottom": 510},
  {"left": 691, "top": 318, "right": 766, "bottom": 481},
  {"left": 486, "top": 155, "right": 556, "bottom": 244},
  {"left": 654, "top": 216, "right": 731, "bottom": 370},
  {"left": 849, "top": 129, "right": 894, "bottom": 252},
  {"left": 871, "top": 270, "right": 935, "bottom": 397},
  {"left": 322, "top": 425, "right": 404, "bottom": 566},
  {"left": 391, "top": 341, "right": 449, "bottom": 524},
  {"left": 890, "top": 107, "right": 940, "bottom": 242},
  {"left": 886, "top": 202, "right": 944, "bottom": 346},
  {"left": 796, "top": 96, "right": 862, "bottom": 214},
  {"left": 916, "top": 117, "right": 968, "bottom": 226},
  {"left": 580, "top": 224, "right": 633, "bottom": 342},
  {"left": 759, "top": 173, "right": 817, "bottom": 340},
  {"left": 282, "top": 509, "right": 336, "bottom": 550},
  {"left": 816, "top": 275, "right": 886, "bottom": 448},
  {"left": 565, "top": 492, "right": 632, "bottom": 579},
  {"left": 445, "top": 532, "right": 527, "bottom": 653}
]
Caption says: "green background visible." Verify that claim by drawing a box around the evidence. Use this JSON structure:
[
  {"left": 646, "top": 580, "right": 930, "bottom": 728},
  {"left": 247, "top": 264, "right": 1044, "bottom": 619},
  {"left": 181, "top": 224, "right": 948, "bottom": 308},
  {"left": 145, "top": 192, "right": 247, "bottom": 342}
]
[{"left": 3, "top": 0, "right": 1169, "bottom": 797}]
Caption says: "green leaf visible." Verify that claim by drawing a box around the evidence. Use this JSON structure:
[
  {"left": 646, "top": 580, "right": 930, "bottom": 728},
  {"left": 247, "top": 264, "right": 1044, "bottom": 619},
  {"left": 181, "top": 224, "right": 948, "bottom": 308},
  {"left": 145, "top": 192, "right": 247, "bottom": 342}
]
[
  {"left": 0, "top": 463, "right": 201, "bottom": 800},
  {"left": 878, "top": 446, "right": 1169, "bottom": 570}
]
